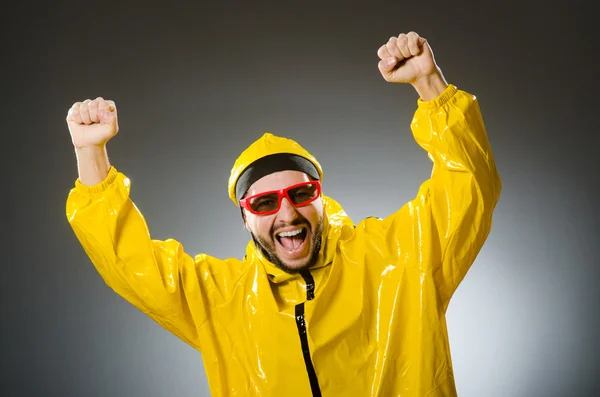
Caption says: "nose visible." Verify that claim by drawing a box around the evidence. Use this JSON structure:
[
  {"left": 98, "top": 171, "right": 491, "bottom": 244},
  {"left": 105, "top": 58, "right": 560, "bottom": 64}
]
[{"left": 277, "top": 197, "right": 299, "bottom": 222}]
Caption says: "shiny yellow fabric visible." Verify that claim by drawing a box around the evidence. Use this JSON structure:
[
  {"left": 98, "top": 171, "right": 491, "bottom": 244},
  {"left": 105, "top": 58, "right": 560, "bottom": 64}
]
[{"left": 66, "top": 84, "right": 501, "bottom": 396}]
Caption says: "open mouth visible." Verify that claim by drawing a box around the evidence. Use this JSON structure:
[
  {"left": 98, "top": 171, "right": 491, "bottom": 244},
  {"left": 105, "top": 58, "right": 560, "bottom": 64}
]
[{"left": 275, "top": 227, "right": 308, "bottom": 255}]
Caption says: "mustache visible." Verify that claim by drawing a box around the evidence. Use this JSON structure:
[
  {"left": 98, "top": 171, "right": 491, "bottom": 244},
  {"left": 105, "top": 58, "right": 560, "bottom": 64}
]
[{"left": 271, "top": 217, "right": 310, "bottom": 236}]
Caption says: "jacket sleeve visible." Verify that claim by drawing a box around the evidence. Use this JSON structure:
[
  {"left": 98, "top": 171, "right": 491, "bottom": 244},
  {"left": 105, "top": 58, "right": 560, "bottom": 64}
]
[
  {"left": 66, "top": 167, "right": 239, "bottom": 351},
  {"left": 366, "top": 84, "right": 502, "bottom": 307}
]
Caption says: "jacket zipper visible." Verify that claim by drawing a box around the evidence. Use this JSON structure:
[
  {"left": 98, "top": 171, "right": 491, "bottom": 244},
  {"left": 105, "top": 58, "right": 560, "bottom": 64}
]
[{"left": 295, "top": 270, "right": 322, "bottom": 397}]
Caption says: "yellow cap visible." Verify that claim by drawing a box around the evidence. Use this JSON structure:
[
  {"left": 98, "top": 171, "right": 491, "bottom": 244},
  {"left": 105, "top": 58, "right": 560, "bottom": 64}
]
[{"left": 228, "top": 132, "right": 324, "bottom": 206}]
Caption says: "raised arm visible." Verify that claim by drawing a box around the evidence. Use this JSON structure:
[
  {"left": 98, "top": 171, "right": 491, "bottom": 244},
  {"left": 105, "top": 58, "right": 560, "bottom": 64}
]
[
  {"left": 65, "top": 98, "right": 240, "bottom": 350},
  {"left": 362, "top": 32, "right": 502, "bottom": 307}
]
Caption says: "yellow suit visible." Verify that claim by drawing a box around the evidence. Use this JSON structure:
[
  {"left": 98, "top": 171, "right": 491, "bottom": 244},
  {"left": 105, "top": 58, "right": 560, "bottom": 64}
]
[{"left": 66, "top": 84, "right": 501, "bottom": 396}]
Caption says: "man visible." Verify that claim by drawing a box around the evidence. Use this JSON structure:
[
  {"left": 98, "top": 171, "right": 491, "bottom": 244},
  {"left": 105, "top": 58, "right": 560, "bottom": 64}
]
[{"left": 66, "top": 31, "right": 501, "bottom": 396}]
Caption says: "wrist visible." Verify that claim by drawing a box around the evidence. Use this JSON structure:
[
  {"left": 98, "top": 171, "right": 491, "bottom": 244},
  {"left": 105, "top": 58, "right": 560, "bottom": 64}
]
[
  {"left": 74, "top": 144, "right": 111, "bottom": 186},
  {"left": 75, "top": 144, "right": 107, "bottom": 158},
  {"left": 411, "top": 69, "right": 448, "bottom": 101}
]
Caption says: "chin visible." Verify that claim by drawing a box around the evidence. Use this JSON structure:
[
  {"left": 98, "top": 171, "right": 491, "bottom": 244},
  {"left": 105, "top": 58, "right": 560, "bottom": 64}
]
[{"left": 278, "top": 258, "right": 312, "bottom": 274}]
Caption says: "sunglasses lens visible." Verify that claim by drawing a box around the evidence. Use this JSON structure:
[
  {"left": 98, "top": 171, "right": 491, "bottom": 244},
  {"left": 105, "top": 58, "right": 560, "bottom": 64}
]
[
  {"left": 248, "top": 193, "right": 279, "bottom": 213},
  {"left": 288, "top": 183, "right": 319, "bottom": 205}
]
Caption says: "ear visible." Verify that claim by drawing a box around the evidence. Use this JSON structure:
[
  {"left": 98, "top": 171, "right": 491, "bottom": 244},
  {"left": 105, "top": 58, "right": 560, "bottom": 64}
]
[{"left": 240, "top": 208, "right": 251, "bottom": 232}]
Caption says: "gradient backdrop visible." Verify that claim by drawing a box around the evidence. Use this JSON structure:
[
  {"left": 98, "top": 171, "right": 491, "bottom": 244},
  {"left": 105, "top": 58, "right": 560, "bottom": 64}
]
[{"left": 3, "top": 1, "right": 597, "bottom": 396}]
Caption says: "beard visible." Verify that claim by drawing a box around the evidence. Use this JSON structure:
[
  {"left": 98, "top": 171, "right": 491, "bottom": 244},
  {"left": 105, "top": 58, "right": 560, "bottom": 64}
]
[{"left": 251, "top": 216, "right": 324, "bottom": 274}]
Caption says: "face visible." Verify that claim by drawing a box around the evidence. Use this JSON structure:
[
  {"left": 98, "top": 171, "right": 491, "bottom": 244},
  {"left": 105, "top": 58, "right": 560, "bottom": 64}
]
[{"left": 242, "top": 170, "right": 324, "bottom": 274}]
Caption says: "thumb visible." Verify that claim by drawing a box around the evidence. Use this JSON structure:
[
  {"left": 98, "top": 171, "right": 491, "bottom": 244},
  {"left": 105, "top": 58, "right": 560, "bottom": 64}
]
[
  {"left": 378, "top": 57, "right": 398, "bottom": 74},
  {"left": 99, "top": 102, "right": 117, "bottom": 124},
  {"left": 99, "top": 109, "right": 116, "bottom": 124}
]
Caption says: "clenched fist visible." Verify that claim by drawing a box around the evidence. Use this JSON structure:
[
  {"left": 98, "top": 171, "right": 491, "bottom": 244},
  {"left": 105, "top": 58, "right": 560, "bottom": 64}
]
[
  {"left": 377, "top": 31, "right": 439, "bottom": 85},
  {"left": 66, "top": 97, "right": 119, "bottom": 149}
]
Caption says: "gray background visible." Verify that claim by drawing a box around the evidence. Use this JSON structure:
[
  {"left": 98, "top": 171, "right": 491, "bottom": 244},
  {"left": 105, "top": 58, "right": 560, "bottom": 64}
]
[{"left": 3, "top": 0, "right": 598, "bottom": 396}]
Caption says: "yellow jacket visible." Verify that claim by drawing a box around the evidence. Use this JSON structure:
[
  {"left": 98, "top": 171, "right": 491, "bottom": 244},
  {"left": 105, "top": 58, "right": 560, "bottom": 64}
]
[{"left": 66, "top": 84, "right": 501, "bottom": 396}]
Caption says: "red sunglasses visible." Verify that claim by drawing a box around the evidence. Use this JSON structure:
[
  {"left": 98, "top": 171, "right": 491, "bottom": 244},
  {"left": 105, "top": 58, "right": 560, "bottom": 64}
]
[{"left": 240, "top": 180, "right": 322, "bottom": 215}]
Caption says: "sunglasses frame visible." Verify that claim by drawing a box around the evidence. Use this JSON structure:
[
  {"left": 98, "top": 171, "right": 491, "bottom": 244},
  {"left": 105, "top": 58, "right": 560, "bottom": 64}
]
[{"left": 239, "top": 180, "right": 322, "bottom": 215}]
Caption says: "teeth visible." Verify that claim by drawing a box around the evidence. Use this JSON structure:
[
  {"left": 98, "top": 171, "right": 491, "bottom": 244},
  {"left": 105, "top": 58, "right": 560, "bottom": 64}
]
[{"left": 277, "top": 227, "right": 304, "bottom": 237}]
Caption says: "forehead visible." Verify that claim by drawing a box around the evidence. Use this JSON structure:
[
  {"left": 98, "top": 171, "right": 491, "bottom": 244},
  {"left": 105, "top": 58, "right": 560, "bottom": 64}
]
[{"left": 247, "top": 170, "right": 312, "bottom": 196}]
